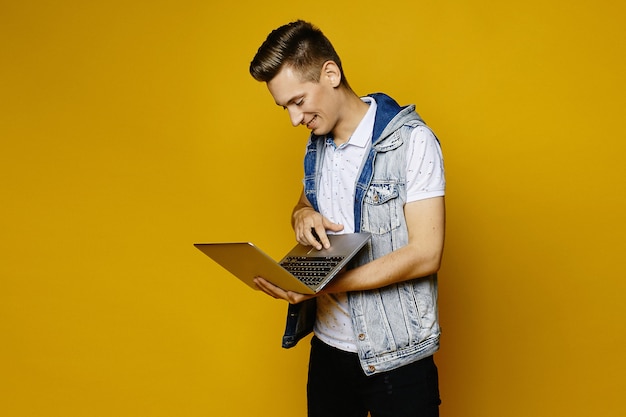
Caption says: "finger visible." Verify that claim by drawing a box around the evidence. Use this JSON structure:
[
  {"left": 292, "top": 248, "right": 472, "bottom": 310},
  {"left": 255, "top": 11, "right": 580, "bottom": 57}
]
[
  {"left": 307, "top": 227, "right": 324, "bottom": 250},
  {"left": 296, "top": 227, "right": 309, "bottom": 246},
  {"left": 254, "top": 278, "right": 313, "bottom": 304},
  {"left": 254, "top": 277, "right": 284, "bottom": 299},
  {"left": 294, "top": 223, "right": 312, "bottom": 245},
  {"left": 311, "top": 226, "right": 330, "bottom": 250},
  {"left": 297, "top": 224, "right": 320, "bottom": 248},
  {"left": 323, "top": 218, "right": 345, "bottom": 233}
]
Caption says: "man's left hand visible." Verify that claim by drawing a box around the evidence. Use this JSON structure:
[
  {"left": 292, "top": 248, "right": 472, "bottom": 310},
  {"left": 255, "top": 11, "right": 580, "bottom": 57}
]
[{"left": 253, "top": 276, "right": 316, "bottom": 304}]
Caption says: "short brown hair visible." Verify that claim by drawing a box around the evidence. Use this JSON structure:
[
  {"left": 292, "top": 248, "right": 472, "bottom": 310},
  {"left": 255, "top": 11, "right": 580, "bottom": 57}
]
[{"left": 249, "top": 20, "right": 350, "bottom": 88}]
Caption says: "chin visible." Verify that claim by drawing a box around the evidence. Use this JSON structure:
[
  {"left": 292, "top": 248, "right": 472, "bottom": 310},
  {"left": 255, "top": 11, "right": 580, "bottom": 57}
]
[{"left": 312, "top": 126, "right": 330, "bottom": 136}]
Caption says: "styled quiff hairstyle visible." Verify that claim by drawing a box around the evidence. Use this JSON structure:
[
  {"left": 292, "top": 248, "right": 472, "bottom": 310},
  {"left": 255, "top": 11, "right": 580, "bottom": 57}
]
[{"left": 249, "top": 20, "right": 351, "bottom": 89}]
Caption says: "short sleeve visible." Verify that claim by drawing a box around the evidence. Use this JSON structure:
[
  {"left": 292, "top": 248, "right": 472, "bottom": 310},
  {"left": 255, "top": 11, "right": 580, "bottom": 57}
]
[{"left": 406, "top": 125, "right": 445, "bottom": 203}]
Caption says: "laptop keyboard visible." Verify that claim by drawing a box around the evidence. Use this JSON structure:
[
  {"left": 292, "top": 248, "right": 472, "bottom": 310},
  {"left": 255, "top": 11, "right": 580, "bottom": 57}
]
[{"left": 280, "top": 256, "right": 344, "bottom": 287}]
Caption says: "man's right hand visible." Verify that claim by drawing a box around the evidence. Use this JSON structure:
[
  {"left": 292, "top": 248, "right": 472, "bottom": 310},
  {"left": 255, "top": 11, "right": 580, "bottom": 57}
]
[
  {"left": 291, "top": 188, "right": 344, "bottom": 249},
  {"left": 292, "top": 205, "right": 343, "bottom": 249}
]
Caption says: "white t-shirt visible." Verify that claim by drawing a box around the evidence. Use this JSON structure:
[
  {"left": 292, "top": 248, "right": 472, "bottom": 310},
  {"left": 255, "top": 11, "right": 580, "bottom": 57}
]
[{"left": 313, "top": 97, "right": 445, "bottom": 352}]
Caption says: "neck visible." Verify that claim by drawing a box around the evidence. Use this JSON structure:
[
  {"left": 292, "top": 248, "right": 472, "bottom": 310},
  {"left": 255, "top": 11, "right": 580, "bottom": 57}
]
[{"left": 332, "top": 92, "right": 369, "bottom": 146}]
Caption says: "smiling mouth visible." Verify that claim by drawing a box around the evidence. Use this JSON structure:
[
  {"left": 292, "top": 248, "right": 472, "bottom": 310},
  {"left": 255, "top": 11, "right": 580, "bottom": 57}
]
[{"left": 305, "top": 115, "right": 317, "bottom": 129}]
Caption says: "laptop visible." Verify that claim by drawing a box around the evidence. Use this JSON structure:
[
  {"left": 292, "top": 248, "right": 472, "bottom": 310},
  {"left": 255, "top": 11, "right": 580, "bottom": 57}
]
[{"left": 194, "top": 233, "right": 371, "bottom": 294}]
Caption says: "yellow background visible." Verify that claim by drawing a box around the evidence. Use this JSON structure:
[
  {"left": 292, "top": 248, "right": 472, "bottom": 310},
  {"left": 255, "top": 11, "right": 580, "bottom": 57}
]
[{"left": 1, "top": 1, "right": 625, "bottom": 416}]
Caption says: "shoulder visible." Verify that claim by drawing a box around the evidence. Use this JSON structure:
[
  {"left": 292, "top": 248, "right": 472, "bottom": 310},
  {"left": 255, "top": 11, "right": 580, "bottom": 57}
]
[{"left": 409, "top": 124, "right": 439, "bottom": 145}]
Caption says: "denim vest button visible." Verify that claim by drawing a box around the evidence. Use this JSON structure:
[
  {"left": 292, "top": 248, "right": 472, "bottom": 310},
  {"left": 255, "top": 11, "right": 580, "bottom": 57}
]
[
  {"left": 358, "top": 333, "right": 366, "bottom": 341},
  {"left": 368, "top": 365, "right": 376, "bottom": 372}
]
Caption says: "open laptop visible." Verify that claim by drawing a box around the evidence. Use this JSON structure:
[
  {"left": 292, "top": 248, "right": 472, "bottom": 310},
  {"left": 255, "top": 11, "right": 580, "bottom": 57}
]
[{"left": 194, "top": 233, "right": 371, "bottom": 294}]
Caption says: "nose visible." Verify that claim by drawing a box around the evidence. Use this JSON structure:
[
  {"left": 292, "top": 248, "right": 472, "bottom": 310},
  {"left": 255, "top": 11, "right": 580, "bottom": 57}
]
[{"left": 288, "top": 108, "right": 304, "bottom": 127}]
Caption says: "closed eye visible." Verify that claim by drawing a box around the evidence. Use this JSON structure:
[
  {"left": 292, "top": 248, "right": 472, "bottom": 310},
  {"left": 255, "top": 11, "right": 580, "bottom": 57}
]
[{"left": 280, "top": 98, "right": 304, "bottom": 110}]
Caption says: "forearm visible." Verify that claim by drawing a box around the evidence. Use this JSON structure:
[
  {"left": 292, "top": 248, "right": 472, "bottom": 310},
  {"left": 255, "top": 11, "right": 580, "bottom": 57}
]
[{"left": 321, "top": 241, "right": 443, "bottom": 293}]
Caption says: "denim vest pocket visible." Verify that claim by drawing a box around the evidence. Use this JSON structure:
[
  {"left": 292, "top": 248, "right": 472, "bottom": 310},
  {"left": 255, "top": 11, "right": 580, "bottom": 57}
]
[{"left": 362, "top": 181, "right": 403, "bottom": 235}]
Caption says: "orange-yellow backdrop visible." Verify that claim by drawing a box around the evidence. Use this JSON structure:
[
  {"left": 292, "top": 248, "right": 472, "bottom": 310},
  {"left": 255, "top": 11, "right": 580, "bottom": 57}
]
[{"left": 1, "top": 1, "right": 625, "bottom": 416}]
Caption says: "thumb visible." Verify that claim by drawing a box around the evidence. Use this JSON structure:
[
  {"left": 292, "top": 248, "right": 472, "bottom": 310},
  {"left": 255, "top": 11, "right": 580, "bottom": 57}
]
[{"left": 323, "top": 218, "right": 344, "bottom": 232}]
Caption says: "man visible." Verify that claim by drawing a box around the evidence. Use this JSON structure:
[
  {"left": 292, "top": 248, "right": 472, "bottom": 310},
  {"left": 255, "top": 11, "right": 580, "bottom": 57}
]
[{"left": 249, "top": 20, "right": 445, "bottom": 417}]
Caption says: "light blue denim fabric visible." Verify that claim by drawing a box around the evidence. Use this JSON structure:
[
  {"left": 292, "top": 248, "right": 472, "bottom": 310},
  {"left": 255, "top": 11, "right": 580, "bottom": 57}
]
[{"left": 283, "top": 93, "right": 441, "bottom": 376}]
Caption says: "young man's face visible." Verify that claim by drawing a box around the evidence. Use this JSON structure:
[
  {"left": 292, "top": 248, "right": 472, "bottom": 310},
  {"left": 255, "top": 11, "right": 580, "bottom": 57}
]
[{"left": 267, "top": 64, "right": 341, "bottom": 137}]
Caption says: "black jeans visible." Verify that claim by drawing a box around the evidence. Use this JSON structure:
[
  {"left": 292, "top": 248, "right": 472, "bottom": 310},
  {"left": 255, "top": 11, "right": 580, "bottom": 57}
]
[{"left": 307, "top": 337, "right": 441, "bottom": 417}]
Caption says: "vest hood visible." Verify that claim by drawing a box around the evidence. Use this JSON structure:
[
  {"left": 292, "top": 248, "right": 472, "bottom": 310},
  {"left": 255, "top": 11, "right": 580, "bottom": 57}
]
[{"left": 367, "top": 93, "right": 424, "bottom": 144}]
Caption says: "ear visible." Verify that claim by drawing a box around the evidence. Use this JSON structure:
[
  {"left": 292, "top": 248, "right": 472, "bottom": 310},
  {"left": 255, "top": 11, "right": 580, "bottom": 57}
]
[{"left": 321, "top": 61, "right": 342, "bottom": 88}]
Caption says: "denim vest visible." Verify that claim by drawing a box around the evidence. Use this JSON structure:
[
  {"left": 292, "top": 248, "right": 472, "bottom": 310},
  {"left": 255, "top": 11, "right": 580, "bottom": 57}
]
[{"left": 282, "top": 93, "right": 441, "bottom": 376}]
